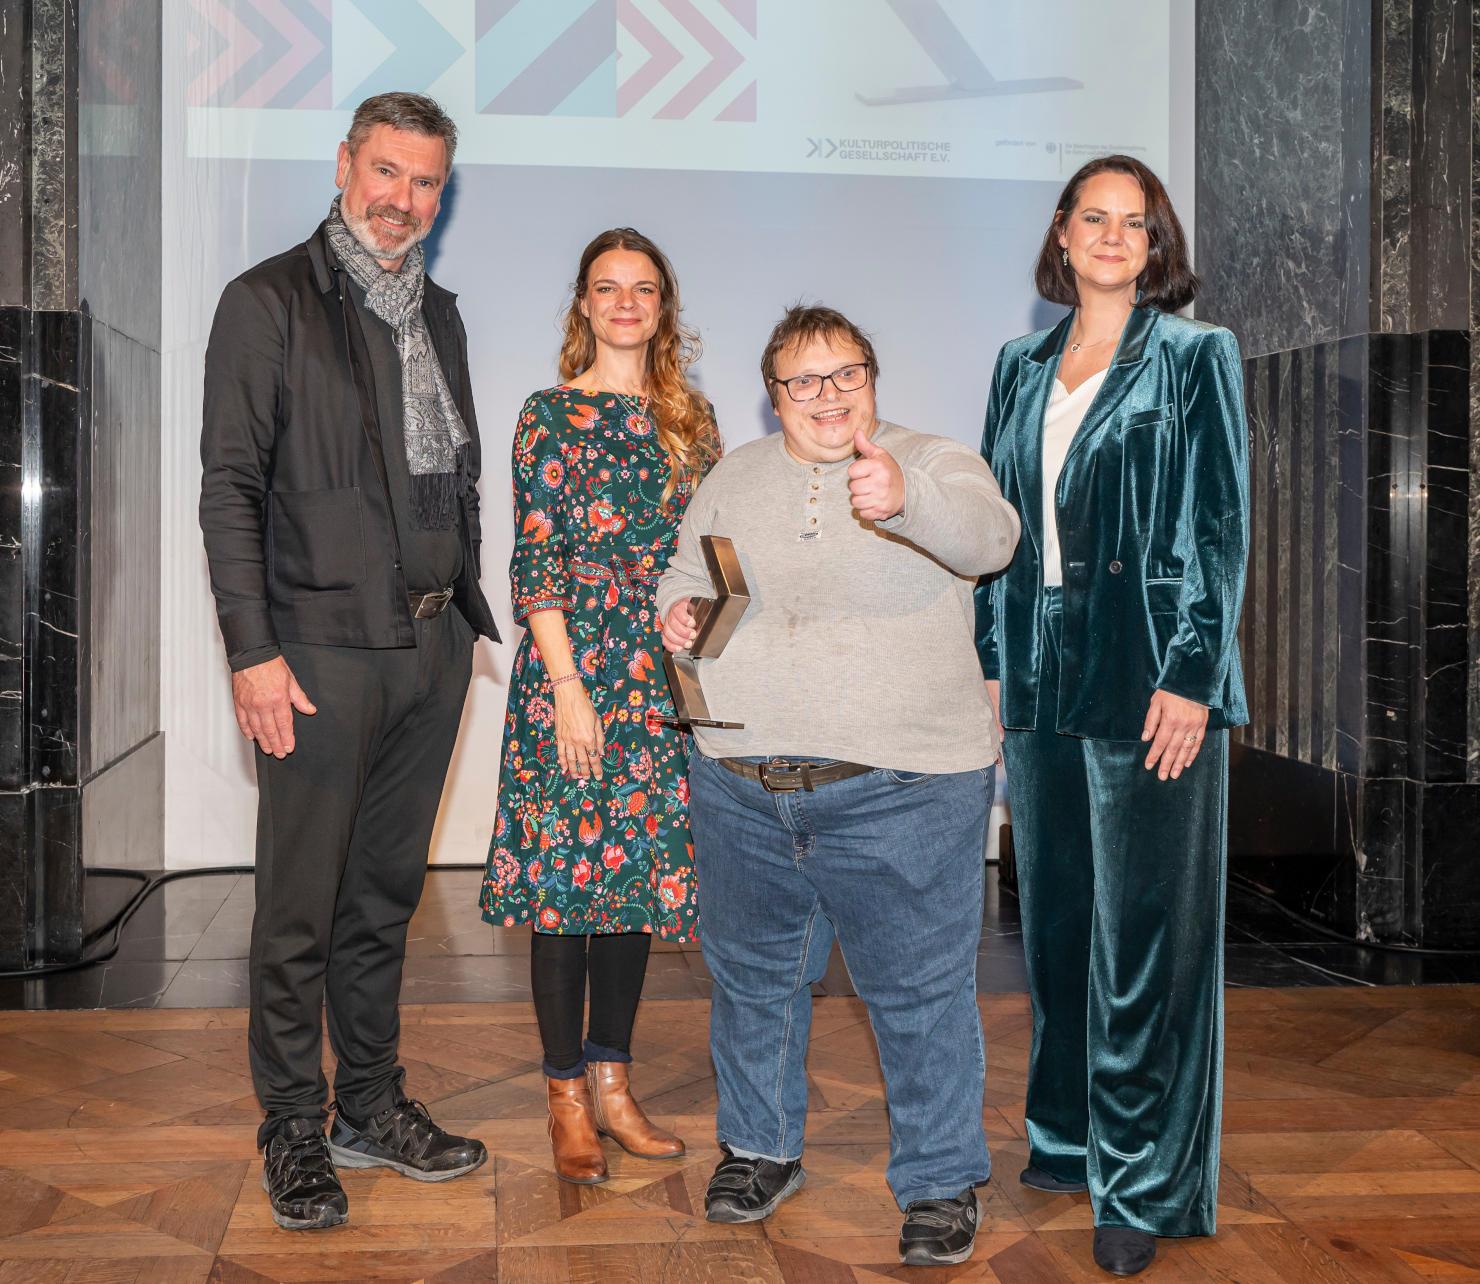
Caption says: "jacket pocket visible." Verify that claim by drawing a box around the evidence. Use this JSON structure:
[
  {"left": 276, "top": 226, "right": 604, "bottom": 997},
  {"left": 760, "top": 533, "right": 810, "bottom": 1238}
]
[
  {"left": 268, "top": 486, "right": 365, "bottom": 595},
  {"left": 1145, "top": 577, "right": 1183, "bottom": 615},
  {"left": 1123, "top": 403, "right": 1174, "bottom": 429}
]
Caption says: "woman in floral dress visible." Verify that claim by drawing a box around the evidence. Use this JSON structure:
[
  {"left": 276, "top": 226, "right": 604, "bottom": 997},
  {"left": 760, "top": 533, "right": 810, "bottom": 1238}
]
[{"left": 482, "top": 228, "right": 719, "bottom": 1183}]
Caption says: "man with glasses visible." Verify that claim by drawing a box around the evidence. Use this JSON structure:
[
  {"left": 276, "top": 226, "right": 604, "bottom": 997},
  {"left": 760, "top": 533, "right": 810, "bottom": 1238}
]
[{"left": 656, "top": 304, "right": 1020, "bottom": 1267}]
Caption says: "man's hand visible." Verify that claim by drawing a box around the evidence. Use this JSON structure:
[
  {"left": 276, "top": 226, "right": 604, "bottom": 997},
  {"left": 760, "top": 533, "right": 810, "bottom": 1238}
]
[
  {"left": 1141, "top": 689, "right": 1210, "bottom": 781},
  {"left": 231, "top": 656, "right": 317, "bottom": 759},
  {"left": 661, "top": 598, "right": 698, "bottom": 654},
  {"left": 848, "top": 427, "right": 906, "bottom": 522}
]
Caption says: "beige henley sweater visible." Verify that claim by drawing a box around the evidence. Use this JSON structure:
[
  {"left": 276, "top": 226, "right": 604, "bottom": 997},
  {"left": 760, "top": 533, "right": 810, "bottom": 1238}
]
[{"left": 654, "top": 421, "right": 1021, "bottom": 773}]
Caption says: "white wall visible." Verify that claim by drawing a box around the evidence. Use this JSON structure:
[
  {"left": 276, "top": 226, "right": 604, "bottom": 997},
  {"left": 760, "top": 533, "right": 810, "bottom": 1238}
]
[{"left": 161, "top": 0, "right": 1189, "bottom": 868}]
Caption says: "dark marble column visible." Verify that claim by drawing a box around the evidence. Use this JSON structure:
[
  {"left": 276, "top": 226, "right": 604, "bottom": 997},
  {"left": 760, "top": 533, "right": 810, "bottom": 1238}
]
[
  {"left": 0, "top": 0, "right": 161, "bottom": 968},
  {"left": 1199, "top": 0, "right": 1478, "bottom": 948}
]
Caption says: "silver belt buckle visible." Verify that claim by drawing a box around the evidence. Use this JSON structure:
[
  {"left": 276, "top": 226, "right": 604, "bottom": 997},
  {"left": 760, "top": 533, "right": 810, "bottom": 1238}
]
[
  {"left": 757, "top": 758, "right": 814, "bottom": 793},
  {"left": 414, "top": 587, "right": 454, "bottom": 619}
]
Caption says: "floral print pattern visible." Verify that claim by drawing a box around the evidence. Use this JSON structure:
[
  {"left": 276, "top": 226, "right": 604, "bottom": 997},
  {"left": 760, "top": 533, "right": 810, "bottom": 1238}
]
[{"left": 481, "top": 387, "right": 698, "bottom": 940}]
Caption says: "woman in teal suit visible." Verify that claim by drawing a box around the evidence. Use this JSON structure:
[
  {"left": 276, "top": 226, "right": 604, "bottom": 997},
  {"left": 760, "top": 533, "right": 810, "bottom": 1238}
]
[{"left": 976, "top": 155, "right": 1248, "bottom": 1278}]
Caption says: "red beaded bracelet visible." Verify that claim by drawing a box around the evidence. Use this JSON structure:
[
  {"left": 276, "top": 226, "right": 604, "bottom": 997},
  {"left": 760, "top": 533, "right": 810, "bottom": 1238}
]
[{"left": 550, "top": 672, "right": 583, "bottom": 690}]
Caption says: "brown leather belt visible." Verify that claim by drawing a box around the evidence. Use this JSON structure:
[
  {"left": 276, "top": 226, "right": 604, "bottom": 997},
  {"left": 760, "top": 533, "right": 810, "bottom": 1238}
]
[
  {"left": 409, "top": 587, "right": 454, "bottom": 620},
  {"left": 714, "top": 756, "right": 873, "bottom": 793}
]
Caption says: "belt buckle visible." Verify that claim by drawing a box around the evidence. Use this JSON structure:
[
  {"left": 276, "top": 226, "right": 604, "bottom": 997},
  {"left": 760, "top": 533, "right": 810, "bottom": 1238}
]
[
  {"left": 414, "top": 588, "right": 454, "bottom": 620},
  {"left": 757, "top": 759, "right": 814, "bottom": 793}
]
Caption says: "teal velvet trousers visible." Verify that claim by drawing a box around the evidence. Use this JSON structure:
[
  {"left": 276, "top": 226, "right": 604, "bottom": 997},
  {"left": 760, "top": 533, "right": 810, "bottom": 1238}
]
[{"left": 1001, "top": 588, "right": 1226, "bottom": 1237}]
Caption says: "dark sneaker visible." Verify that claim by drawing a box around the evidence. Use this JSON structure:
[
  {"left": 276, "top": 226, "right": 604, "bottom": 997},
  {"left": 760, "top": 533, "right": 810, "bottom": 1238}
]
[
  {"left": 703, "top": 1144, "right": 806, "bottom": 1223},
  {"left": 1020, "top": 1164, "right": 1088, "bottom": 1194},
  {"left": 329, "top": 1098, "right": 487, "bottom": 1182},
  {"left": 261, "top": 1118, "right": 348, "bottom": 1231},
  {"left": 1093, "top": 1226, "right": 1157, "bottom": 1276},
  {"left": 899, "top": 1189, "right": 979, "bottom": 1266}
]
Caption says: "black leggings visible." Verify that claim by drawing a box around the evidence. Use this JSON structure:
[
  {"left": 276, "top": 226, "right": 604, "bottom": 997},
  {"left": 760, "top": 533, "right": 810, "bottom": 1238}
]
[{"left": 530, "top": 931, "right": 653, "bottom": 1076}]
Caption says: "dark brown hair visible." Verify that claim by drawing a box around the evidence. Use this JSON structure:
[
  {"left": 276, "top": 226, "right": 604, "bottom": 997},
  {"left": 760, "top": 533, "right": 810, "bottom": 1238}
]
[
  {"left": 1034, "top": 155, "right": 1197, "bottom": 312},
  {"left": 760, "top": 304, "right": 880, "bottom": 408},
  {"left": 559, "top": 228, "right": 719, "bottom": 501},
  {"left": 346, "top": 92, "right": 458, "bottom": 172}
]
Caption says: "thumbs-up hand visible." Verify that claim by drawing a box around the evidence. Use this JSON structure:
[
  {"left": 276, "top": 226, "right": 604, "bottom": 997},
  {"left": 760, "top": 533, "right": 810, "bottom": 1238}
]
[{"left": 847, "top": 427, "right": 905, "bottom": 522}]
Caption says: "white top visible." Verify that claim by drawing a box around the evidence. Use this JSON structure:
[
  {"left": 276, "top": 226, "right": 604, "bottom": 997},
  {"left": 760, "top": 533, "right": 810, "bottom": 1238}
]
[{"left": 1041, "top": 369, "right": 1108, "bottom": 586}]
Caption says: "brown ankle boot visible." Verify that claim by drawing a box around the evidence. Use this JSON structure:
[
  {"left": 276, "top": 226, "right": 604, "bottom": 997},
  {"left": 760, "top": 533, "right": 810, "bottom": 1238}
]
[
  {"left": 547, "top": 1075, "right": 608, "bottom": 1184},
  {"left": 586, "top": 1060, "right": 686, "bottom": 1159}
]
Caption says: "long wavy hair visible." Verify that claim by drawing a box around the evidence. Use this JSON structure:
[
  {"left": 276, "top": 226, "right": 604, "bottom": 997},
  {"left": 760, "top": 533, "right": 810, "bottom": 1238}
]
[{"left": 558, "top": 228, "right": 720, "bottom": 503}]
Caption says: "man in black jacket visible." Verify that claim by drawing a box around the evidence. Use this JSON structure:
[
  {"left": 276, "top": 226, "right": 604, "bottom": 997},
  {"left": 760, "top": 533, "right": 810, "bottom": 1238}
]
[{"left": 200, "top": 92, "right": 499, "bottom": 1231}]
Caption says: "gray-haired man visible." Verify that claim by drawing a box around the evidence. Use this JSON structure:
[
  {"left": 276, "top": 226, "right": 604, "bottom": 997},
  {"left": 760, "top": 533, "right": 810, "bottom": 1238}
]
[{"left": 201, "top": 93, "right": 498, "bottom": 1229}]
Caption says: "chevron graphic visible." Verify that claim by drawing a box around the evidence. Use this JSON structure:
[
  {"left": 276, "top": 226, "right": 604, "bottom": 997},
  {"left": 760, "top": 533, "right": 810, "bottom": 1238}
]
[
  {"left": 334, "top": 0, "right": 464, "bottom": 108},
  {"left": 186, "top": 0, "right": 331, "bottom": 110},
  {"left": 477, "top": 0, "right": 754, "bottom": 121},
  {"left": 476, "top": 0, "right": 617, "bottom": 117}
]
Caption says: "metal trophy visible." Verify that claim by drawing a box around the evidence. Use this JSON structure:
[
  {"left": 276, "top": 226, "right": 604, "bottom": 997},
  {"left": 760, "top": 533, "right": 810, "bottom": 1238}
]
[{"left": 663, "top": 535, "right": 750, "bottom": 728}]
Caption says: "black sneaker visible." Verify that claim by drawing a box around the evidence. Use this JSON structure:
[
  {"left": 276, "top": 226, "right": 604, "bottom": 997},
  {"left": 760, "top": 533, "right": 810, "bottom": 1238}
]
[
  {"left": 261, "top": 1118, "right": 348, "bottom": 1231},
  {"left": 899, "top": 1189, "right": 979, "bottom": 1266},
  {"left": 703, "top": 1144, "right": 806, "bottom": 1223},
  {"left": 328, "top": 1098, "right": 487, "bottom": 1182},
  {"left": 1020, "top": 1164, "right": 1088, "bottom": 1194}
]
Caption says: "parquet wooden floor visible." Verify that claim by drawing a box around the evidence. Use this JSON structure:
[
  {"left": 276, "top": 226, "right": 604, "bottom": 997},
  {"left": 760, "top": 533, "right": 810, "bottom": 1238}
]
[{"left": 0, "top": 987, "right": 1476, "bottom": 1282}]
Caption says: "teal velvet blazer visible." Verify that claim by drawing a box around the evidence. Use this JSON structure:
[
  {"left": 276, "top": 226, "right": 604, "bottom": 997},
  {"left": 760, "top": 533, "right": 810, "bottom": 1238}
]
[{"left": 974, "top": 305, "right": 1250, "bottom": 739}]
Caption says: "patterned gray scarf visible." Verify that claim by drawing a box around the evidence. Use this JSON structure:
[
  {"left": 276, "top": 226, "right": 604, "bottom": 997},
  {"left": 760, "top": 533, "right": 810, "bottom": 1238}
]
[{"left": 326, "top": 195, "right": 469, "bottom": 530}]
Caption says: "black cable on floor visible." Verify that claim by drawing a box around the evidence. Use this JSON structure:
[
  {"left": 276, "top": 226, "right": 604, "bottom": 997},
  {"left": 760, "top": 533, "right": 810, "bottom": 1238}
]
[
  {"left": 0, "top": 863, "right": 489, "bottom": 980},
  {"left": 1228, "top": 873, "right": 1480, "bottom": 958}
]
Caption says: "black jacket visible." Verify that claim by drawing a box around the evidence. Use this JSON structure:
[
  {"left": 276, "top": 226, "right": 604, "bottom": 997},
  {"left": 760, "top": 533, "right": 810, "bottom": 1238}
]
[{"left": 200, "top": 223, "right": 499, "bottom": 670}]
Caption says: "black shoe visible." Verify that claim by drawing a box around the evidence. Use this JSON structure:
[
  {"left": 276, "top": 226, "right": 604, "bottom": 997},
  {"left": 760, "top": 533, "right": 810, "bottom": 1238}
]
[
  {"left": 329, "top": 1098, "right": 487, "bottom": 1182},
  {"left": 260, "top": 1118, "right": 348, "bottom": 1231},
  {"left": 1020, "top": 1164, "right": 1088, "bottom": 1194},
  {"left": 703, "top": 1144, "right": 806, "bottom": 1223},
  {"left": 1093, "top": 1226, "right": 1157, "bottom": 1276},
  {"left": 899, "top": 1189, "right": 979, "bottom": 1266}
]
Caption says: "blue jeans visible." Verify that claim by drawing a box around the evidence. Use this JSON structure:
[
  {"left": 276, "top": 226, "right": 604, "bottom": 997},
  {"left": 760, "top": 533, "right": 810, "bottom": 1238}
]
[{"left": 688, "top": 752, "right": 994, "bottom": 1209}]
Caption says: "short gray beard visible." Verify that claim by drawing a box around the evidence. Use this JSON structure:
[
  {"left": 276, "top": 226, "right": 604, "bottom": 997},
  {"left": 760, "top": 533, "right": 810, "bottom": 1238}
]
[{"left": 342, "top": 203, "right": 429, "bottom": 263}]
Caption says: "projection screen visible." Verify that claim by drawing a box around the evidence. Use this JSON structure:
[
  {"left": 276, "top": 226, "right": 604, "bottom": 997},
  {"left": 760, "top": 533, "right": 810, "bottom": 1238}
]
[{"left": 161, "top": 0, "right": 1190, "bottom": 866}]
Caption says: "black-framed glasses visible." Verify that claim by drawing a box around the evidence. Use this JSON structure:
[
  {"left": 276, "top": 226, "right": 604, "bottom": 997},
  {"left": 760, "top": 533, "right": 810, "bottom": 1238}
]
[{"left": 771, "top": 363, "right": 871, "bottom": 403}]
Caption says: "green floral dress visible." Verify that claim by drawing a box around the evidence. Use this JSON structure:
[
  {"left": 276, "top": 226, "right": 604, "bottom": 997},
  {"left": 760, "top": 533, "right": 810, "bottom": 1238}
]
[{"left": 481, "top": 387, "right": 698, "bottom": 941}]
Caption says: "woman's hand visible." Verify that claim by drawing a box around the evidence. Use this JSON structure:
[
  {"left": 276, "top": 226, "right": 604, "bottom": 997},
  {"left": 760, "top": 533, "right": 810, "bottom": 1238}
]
[
  {"left": 661, "top": 598, "right": 698, "bottom": 653},
  {"left": 1141, "top": 689, "right": 1209, "bottom": 781},
  {"left": 554, "top": 682, "right": 604, "bottom": 781}
]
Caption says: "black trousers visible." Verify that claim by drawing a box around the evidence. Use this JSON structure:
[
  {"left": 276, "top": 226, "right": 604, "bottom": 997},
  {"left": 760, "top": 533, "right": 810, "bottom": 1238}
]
[{"left": 249, "top": 607, "right": 473, "bottom": 1145}]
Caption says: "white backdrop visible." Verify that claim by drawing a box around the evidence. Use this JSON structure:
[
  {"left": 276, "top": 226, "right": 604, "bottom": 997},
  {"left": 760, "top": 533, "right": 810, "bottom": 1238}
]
[{"left": 161, "top": 0, "right": 1193, "bottom": 868}]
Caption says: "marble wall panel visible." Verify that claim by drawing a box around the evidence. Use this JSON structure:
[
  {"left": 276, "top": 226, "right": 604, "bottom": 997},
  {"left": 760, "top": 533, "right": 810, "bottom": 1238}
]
[
  {"left": 1422, "top": 330, "right": 1472, "bottom": 781},
  {"left": 0, "top": 793, "right": 27, "bottom": 968},
  {"left": 1470, "top": 0, "right": 1480, "bottom": 786},
  {"left": 1237, "top": 339, "right": 1355, "bottom": 774},
  {"left": 1363, "top": 333, "right": 1422, "bottom": 783},
  {"left": 1353, "top": 774, "right": 1410, "bottom": 942},
  {"left": 1375, "top": 0, "right": 1474, "bottom": 333},
  {"left": 1422, "top": 781, "right": 1480, "bottom": 946},
  {"left": 33, "top": 785, "right": 81, "bottom": 961},
  {"left": 1334, "top": 335, "right": 1370, "bottom": 777},
  {"left": 0, "top": 310, "right": 25, "bottom": 789},
  {"left": 28, "top": 0, "right": 77, "bottom": 312},
  {"left": 31, "top": 310, "right": 83, "bottom": 795},
  {"left": 1196, "top": 0, "right": 1371, "bottom": 355},
  {"left": 0, "top": 6, "right": 30, "bottom": 307}
]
